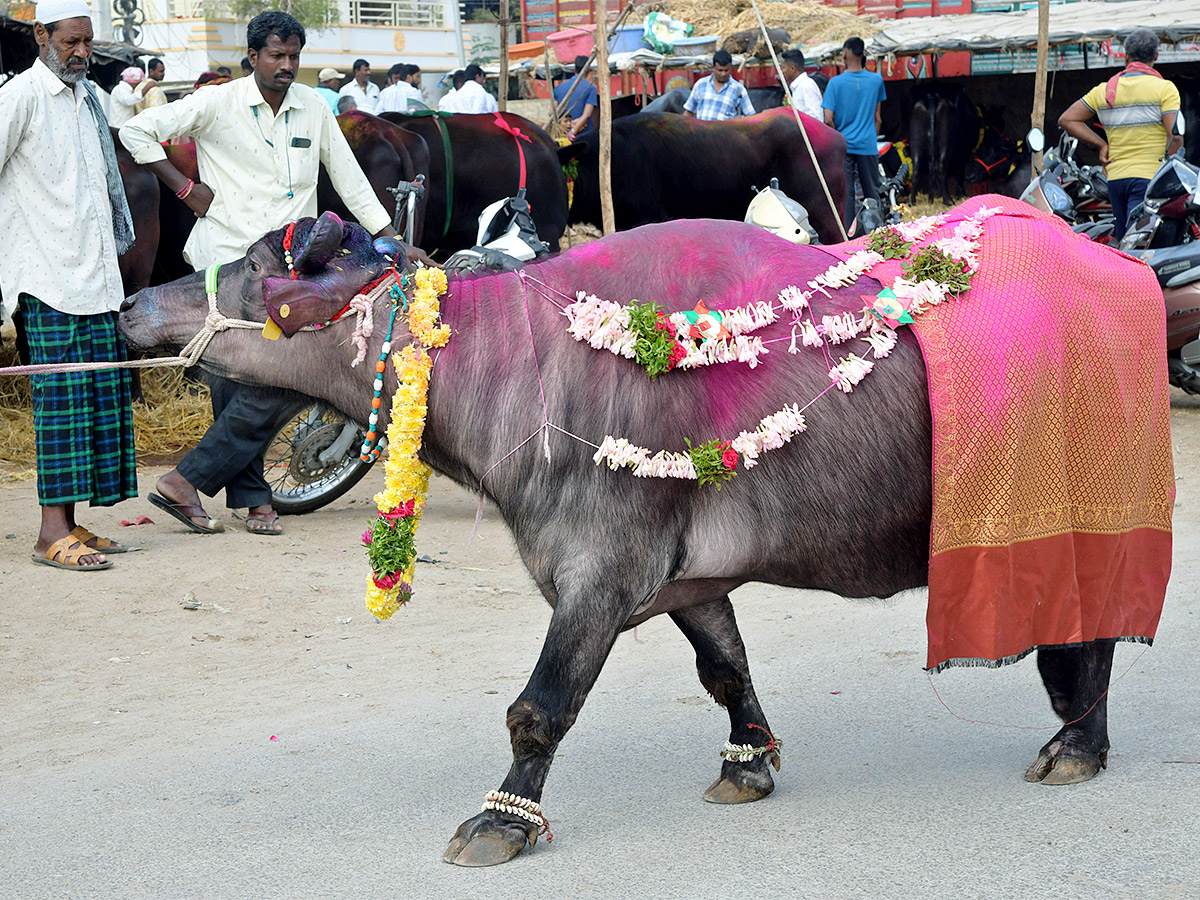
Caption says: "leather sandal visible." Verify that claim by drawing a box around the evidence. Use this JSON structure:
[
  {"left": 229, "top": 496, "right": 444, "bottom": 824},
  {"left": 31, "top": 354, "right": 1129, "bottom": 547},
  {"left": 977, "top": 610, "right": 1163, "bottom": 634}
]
[
  {"left": 32, "top": 535, "right": 113, "bottom": 571},
  {"left": 148, "top": 493, "right": 224, "bottom": 534},
  {"left": 70, "top": 525, "right": 141, "bottom": 554}
]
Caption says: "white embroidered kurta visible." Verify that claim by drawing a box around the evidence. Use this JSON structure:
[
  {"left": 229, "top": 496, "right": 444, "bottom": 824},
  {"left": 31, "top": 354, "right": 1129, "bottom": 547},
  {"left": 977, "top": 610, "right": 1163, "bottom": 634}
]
[
  {"left": 376, "top": 80, "right": 423, "bottom": 114},
  {"left": 338, "top": 79, "right": 380, "bottom": 113},
  {"left": 120, "top": 77, "right": 390, "bottom": 270},
  {"left": 108, "top": 79, "right": 140, "bottom": 127},
  {"left": 451, "top": 80, "right": 498, "bottom": 114},
  {"left": 0, "top": 59, "right": 124, "bottom": 318}
]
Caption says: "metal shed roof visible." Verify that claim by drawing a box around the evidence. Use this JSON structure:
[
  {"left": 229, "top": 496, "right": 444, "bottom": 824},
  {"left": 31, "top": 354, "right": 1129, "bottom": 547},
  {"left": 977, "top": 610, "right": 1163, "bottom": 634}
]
[{"left": 862, "top": 0, "right": 1200, "bottom": 58}]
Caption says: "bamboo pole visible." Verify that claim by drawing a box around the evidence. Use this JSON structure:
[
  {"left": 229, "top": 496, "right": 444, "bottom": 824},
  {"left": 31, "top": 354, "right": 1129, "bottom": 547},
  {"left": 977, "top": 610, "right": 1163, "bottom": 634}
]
[
  {"left": 498, "top": 0, "right": 510, "bottom": 112},
  {"left": 597, "top": 4, "right": 615, "bottom": 236},
  {"left": 747, "top": 0, "right": 848, "bottom": 241},
  {"left": 1032, "top": 0, "right": 1050, "bottom": 175}
]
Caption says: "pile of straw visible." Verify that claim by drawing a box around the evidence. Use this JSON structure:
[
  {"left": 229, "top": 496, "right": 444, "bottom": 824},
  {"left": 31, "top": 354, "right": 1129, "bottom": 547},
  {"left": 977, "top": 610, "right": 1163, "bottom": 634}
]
[
  {"left": 635, "top": 1, "right": 881, "bottom": 47},
  {"left": 0, "top": 340, "right": 212, "bottom": 473}
]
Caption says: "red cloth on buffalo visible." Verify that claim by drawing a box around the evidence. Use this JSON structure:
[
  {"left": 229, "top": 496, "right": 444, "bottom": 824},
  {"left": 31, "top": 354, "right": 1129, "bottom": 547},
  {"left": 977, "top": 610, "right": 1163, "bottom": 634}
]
[{"left": 830, "top": 195, "right": 1173, "bottom": 671}]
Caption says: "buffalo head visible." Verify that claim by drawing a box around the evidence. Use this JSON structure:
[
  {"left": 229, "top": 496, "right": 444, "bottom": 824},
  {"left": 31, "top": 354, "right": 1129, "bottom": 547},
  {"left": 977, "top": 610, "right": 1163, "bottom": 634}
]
[{"left": 120, "top": 212, "right": 400, "bottom": 389}]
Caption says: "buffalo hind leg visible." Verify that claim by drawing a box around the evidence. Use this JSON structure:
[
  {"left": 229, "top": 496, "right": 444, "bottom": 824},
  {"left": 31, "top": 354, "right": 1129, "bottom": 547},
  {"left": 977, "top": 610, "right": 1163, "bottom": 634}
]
[
  {"left": 443, "top": 584, "right": 640, "bottom": 867},
  {"left": 1025, "top": 640, "right": 1115, "bottom": 785},
  {"left": 671, "top": 597, "right": 780, "bottom": 804}
]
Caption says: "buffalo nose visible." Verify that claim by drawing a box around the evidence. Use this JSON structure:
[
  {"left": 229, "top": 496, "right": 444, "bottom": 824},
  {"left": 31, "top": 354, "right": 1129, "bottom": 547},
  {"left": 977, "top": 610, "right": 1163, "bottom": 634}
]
[{"left": 120, "top": 294, "right": 137, "bottom": 312}]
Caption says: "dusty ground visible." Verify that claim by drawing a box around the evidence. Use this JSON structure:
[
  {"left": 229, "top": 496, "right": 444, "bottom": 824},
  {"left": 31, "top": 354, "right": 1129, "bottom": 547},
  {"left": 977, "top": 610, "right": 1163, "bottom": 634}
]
[{"left": 1, "top": 397, "right": 1198, "bottom": 898}]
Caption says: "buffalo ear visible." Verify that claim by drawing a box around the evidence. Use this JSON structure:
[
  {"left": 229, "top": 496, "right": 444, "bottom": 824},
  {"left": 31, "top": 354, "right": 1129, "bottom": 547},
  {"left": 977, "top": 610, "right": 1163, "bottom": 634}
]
[
  {"left": 557, "top": 142, "right": 586, "bottom": 165},
  {"left": 293, "top": 211, "right": 346, "bottom": 275}
]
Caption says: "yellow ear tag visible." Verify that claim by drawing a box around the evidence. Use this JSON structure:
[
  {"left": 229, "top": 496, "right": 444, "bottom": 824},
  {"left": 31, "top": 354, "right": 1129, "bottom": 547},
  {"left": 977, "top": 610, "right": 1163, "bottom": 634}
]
[
  {"left": 279, "top": 303, "right": 290, "bottom": 318},
  {"left": 262, "top": 319, "right": 283, "bottom": 340}
]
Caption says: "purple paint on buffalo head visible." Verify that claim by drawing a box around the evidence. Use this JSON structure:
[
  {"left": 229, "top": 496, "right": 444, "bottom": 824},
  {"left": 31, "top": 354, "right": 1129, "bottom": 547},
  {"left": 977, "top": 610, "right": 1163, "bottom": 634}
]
[{"left": 260, "top": 212, "right": 394, "bottom": 337}]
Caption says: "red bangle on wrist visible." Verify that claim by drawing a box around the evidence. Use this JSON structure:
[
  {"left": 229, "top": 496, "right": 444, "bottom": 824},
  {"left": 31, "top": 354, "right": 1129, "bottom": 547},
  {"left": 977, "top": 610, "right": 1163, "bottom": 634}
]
[{"left": 176, "top": 179, "right": 195, "bottom": 200}]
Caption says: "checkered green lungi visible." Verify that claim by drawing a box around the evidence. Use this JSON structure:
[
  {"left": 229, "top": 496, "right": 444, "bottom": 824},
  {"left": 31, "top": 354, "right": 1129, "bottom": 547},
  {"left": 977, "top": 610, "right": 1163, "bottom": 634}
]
[{"left": 18, "top": 294, "right": 137, "bottom": 507}]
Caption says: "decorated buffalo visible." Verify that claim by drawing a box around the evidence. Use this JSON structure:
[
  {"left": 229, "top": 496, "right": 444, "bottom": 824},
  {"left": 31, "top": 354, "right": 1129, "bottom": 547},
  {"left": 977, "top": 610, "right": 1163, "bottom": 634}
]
[
  {"left": 568, "top": 108, "right": 848, "bottom": 244},
  {"left": 381, "top": 110, "right": 580, "bottom": 257},
  {"left": 119, "top": 196, "right": 1173, "bottom": 867}
]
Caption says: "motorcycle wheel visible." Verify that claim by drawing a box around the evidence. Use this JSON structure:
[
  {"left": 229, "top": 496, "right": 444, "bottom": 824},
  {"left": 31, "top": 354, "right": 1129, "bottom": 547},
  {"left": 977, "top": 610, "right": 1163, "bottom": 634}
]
[{"left": 264, "top": 403, "right": 377, "bottom": 515}]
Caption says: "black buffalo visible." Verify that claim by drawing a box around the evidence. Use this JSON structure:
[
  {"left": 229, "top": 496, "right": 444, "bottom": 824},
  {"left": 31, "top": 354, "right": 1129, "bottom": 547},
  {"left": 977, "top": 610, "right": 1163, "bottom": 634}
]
[
  {"left": 569, "top": 108, "right": 847, "bottom": 244},
  {"left": 908, "top": 83, "right": 983, "bottom": 205}
]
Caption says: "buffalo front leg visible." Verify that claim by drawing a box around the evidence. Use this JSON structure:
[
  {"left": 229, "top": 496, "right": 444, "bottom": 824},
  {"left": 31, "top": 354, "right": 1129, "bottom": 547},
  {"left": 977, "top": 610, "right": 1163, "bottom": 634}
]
[
  {"left": 1025, "top": 640, "right": 1115, "bottom": 785},
  {"left": 671, "top": 597, "right": 780, "bottom": 805},
  {"left": 443, "top": 589, "right": 639, "bottom": 867}
]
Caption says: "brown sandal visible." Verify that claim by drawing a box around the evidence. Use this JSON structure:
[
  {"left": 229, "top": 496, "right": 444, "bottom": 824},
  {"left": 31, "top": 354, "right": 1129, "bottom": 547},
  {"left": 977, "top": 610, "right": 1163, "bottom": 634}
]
[
  {"left": 148, "top": 493, "right": 224, "bottom": 534},
  {"left": 71, "top": 525, "right": 140, "bottom": 554},
  {"left": 32, "top": 535, "right": 113, "bottom": 571}
]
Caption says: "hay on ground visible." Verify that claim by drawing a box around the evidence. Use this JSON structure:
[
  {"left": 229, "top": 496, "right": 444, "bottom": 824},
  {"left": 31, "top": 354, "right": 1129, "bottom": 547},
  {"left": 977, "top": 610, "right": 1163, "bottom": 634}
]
[{"left": 0, "top": 340, "right": 212, "bottom": 474}]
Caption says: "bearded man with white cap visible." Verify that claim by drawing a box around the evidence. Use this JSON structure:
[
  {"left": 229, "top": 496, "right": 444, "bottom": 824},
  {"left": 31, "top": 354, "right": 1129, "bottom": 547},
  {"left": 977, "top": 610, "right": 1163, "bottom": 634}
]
[
  {"left": 108, "top": 65, "right": 144, "bottom": 127},
  {"left": 0, "top": 0, "right": 139, "bottom": 571}
]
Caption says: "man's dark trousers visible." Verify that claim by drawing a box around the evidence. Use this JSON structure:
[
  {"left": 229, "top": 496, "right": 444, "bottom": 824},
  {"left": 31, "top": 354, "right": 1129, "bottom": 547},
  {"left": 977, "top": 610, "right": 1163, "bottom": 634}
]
[
  {"left": 177, "top": 377, "right": 305, "bottom": 509},
  {"left": 844, "top": 153, "right": 883, "bottom": 228}
]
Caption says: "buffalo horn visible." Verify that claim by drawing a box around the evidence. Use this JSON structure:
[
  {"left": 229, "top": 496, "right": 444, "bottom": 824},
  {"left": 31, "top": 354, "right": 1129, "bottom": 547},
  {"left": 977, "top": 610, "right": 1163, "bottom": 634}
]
[{"left": 293, "top": 211, "right": 346, "bottom": 275}]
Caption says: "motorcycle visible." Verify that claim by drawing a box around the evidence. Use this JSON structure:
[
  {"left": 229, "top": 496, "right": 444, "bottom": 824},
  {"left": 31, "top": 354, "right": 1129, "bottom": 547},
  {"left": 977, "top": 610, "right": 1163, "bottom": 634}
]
[
  {"left": 1119, "top": 152, "right": 1200, "bottom": 251},
  {"left": 268, "top": 181, "right": 552, "bottom": 514},
  {"left": 1020, "top": 129, "right": 1113, "bottom": 236}
]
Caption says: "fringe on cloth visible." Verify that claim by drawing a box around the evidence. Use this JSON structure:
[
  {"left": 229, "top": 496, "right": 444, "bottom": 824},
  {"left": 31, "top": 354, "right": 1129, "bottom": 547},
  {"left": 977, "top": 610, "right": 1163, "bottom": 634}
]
[{"left": 925, "top": 635, "right": 1155, "bottom": 674}]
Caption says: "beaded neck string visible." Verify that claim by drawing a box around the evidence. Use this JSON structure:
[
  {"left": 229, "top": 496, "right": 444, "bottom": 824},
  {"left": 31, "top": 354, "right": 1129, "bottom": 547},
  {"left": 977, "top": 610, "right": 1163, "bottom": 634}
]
[{"left": 359, "top": 266, "right": 413, "bottom": 462}]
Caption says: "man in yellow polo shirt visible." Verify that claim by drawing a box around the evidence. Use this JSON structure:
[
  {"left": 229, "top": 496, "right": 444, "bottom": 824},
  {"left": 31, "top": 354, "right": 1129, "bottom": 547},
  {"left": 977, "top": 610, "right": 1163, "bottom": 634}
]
[{"left": 1059, "top": 29, "right": 1181, "bottom": 239}]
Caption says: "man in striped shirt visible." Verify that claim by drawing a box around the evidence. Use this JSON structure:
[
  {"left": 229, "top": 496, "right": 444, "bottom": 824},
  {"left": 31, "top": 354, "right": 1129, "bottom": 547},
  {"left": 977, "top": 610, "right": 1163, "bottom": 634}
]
[
  {"left": 1059, "top": 29, "right": 1181, "bottom": 239},
  {"left": 684, "top": 50, "right": 755, "bottom": 122}
]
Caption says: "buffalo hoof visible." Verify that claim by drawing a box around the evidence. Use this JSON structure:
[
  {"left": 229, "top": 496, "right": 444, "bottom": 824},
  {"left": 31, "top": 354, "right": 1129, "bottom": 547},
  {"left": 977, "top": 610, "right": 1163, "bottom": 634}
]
[
  {"left": 1024, "top": 740, "right": 1107, "bottom": 785},
  {"left": 703, "top": 749, "right": 780, "bottom": 804},
  {"left": 443, "top": 811, "right": 537, "bottom": 867}
]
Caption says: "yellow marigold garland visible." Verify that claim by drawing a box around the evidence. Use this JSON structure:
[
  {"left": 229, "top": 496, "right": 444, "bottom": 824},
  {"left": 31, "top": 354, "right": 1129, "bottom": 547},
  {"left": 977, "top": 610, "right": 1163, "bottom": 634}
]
[{"left": 363, "top": 265, "right": 449, "bottom": 620}]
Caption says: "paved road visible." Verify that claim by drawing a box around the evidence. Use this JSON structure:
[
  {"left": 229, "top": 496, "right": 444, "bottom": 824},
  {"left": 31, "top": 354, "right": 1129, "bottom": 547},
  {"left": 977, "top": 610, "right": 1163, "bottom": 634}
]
[{"left": 2, "top": 401, "right": 1198, "bottom": 899}]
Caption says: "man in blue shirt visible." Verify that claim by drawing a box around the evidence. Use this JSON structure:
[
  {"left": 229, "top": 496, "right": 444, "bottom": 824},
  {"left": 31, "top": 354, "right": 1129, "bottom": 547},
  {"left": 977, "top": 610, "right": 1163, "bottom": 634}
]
[
  {"left": 684, "top": 50, "right": 755, "bottom": 121},
  {"left": 822, "top": 36, "right": 887, "bottom": 227},
  {"left": 314, "top": 67, "right": 342, "bottom": 114},
  {"left": 554, "top": 55, "right": 599, "bottom": 141}
]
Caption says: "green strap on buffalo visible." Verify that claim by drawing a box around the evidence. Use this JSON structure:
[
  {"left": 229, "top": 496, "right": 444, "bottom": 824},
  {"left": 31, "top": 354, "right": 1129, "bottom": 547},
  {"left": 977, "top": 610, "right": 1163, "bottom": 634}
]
[{"left": 404, "top": 109, "right": 454, "bottom": 240}]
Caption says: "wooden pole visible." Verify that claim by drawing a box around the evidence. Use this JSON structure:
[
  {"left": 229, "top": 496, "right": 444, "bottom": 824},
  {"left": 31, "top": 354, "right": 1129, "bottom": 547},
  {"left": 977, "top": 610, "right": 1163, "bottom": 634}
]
[
  {"left": 545, "top": 40, "right": 561, "bottom": 138},
  {"left": 1032, "top": 0, "right": 1050, "bottom": 174},
  {"left": 597, "top": 5, "right": 615, "bottom": 236},
  {"left": 498, "top": 0, "right": 510, "bottom": 112}
]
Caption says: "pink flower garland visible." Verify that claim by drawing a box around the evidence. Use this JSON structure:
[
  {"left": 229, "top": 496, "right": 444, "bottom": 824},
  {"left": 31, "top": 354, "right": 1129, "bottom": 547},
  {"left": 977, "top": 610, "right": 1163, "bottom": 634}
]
[{"left": 587, "top": 207, "right": 998, "bottom": 482}]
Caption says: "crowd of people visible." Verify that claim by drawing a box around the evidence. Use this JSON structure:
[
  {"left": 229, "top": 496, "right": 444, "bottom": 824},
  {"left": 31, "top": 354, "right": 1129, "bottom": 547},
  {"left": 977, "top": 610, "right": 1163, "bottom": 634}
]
[{"left": 1, "top": 4, "right": 425, "bottom": 569}]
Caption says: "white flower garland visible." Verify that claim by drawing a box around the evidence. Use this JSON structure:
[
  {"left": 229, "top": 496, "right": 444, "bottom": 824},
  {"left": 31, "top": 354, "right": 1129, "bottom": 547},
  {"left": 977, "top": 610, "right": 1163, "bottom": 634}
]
[{"left": 588, "top": 207, "right": 1000, "bottom": 481}]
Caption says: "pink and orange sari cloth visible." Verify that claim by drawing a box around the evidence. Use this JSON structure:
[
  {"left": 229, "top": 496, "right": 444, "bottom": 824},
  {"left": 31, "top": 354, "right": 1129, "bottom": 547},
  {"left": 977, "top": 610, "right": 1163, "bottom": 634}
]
[{"left": 829, "top": 195, "right": 1173, "bottom": 671}]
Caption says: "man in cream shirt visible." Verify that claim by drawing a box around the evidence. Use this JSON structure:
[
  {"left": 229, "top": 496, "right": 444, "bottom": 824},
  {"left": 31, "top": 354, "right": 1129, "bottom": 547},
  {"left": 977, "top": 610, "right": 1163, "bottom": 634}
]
[
  {"left": 120, "top": 11, "right": 401, "bottom": 537},
  {"left": 1, "top": 0, "right": 138, "bottom": 569}
]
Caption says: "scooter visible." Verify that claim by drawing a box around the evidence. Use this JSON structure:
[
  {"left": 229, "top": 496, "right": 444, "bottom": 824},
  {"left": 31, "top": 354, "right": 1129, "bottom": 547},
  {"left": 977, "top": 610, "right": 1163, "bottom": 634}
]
[
  {"left": 266, "top": 185, "right": 553, "bottom": 513},
  {"left": 443, "top": 188, "right": 552, "bottom": 272}
]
